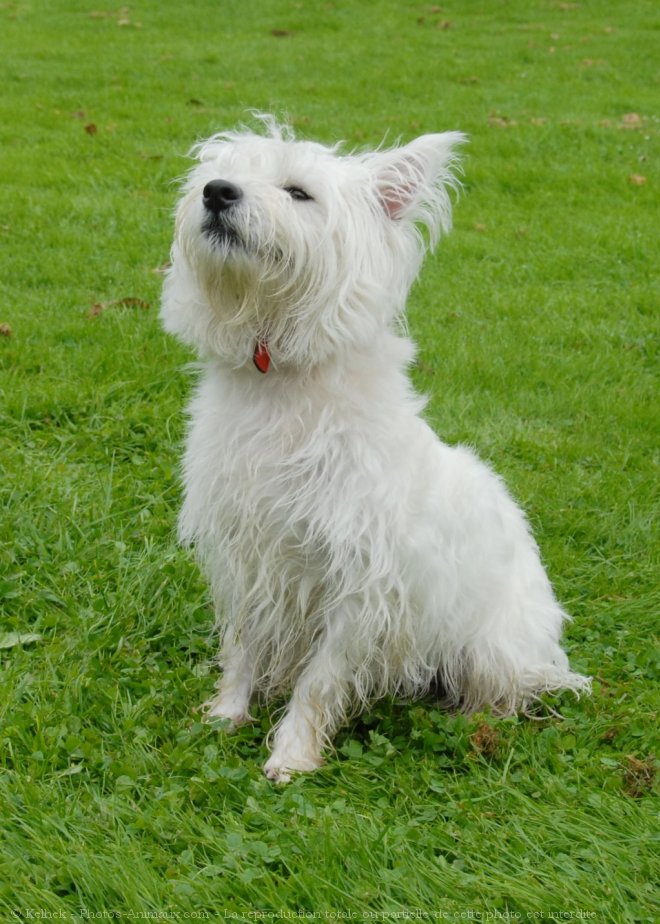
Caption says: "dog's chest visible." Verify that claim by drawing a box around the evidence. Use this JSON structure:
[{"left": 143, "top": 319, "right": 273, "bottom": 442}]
[{"left": 182, "top": 371, "right": 350, "bottom": 544}]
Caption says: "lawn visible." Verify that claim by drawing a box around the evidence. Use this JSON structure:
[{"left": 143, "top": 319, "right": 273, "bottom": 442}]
[{"left": 0, "top": 0, "right": 658, "bottom": 919}]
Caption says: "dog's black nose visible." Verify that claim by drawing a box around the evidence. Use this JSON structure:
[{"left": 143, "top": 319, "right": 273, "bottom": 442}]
[{"left": 203, "top": 179, "right": 243, "bottom": 213}]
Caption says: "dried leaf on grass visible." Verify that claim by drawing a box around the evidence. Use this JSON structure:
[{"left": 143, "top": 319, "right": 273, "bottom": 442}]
[
  {"left": 620, "top": 112, "right": 644, "bottom": 129},
  {"left": 623, "top": 755, "right": 656, "bottom": 798},
  {"left": 470, "top": 723, "right": 501, "bottom": 757},
  {"left": 88, "top": 297, "right": 150, "bottom": 317},
  {"left": 488, "top": 114, "right": 518, "bottom": 127}
]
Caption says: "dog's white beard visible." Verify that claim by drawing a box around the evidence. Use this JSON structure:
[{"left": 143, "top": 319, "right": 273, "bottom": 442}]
[{"left": 161, "top": 118, "right": 590, "bottom": 781}]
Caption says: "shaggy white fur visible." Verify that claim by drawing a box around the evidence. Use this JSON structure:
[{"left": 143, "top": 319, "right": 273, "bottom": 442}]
[{"left": 161, "top": 115, "right": 590, "bottom": 782}]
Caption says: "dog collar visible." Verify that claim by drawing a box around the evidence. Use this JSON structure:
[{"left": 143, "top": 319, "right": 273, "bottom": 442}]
[{"left": 253, "top": 340, "right": 271, "bottom": 374}]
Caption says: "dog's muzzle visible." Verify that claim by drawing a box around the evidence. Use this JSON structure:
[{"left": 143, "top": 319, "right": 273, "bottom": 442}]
[{"left": 202, "top": 180, "right": 243, "bottom": 247}]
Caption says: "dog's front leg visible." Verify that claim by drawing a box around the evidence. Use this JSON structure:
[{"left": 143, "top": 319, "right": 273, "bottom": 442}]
[
  {"left": 263, "top": 613, "right": 357, "bottom": 783},
  {"left": 263, "top": 689, "right": 328, "bottom": 783},
  {"left": 203, "top": 631, "right": 255, "bottom": 729}
]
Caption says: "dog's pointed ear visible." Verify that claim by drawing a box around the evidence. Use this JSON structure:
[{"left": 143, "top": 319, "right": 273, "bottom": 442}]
[{"left": 370, "top": 132, "right": 466, "bottom": 227}]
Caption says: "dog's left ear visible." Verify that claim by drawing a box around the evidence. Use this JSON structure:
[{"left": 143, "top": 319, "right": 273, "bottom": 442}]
[{"left": 370, "top": 132, "right": 466, "bottom": 228}]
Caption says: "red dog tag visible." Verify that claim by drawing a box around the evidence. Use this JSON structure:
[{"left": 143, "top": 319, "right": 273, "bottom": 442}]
[{"left": 253, "top": 340, "right": 271, "bottom": 374}]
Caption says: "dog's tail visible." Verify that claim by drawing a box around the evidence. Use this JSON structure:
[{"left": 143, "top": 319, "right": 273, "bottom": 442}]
[{"left": 436, "top": 645, "right": 592, "bottom": 717}]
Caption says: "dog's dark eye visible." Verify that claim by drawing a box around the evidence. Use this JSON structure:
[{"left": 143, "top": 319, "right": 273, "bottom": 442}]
[{"left": 284, "top": 186, "right": 313, "bottom": 202}]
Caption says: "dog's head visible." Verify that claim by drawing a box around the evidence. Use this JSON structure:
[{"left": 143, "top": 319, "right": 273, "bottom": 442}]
[{"left": 161, "top": 115, "right": 464, "bottom": 371}]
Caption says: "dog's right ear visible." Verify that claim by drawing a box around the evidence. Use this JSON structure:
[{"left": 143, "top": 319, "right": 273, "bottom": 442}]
[{"left": 369, "top": 132, "right": 466, "bottom": 235}]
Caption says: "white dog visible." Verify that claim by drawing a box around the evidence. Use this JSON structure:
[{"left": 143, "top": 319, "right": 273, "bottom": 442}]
[{"left": 161, "top": 115, "right": 590, "bottom": 782}]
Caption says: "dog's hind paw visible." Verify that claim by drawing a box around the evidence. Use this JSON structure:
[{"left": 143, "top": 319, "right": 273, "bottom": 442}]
[{"left": 201, "top": 695, "right": 254, "bottom": 731}]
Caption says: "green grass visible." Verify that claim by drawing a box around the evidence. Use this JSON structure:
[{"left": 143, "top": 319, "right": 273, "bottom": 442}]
[{"left": 1, "top": 0, "right": 658, "bottom": 919}]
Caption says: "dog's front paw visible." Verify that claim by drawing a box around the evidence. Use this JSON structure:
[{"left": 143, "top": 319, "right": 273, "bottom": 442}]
[{"left": 263, "top": 752, "right": 324, "bottom": 784}]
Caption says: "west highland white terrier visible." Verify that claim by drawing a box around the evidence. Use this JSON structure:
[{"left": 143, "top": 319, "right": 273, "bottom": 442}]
[{"left": 161, "top": 115, "right": 590, "bottom": 781}]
